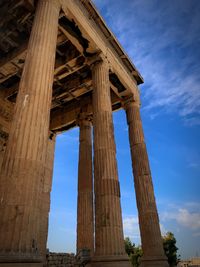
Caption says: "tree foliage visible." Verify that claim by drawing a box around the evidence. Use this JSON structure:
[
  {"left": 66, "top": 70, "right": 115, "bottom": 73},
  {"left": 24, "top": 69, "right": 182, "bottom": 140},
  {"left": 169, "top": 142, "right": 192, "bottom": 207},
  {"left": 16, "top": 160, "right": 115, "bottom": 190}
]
[
  {"left": 125, "top": 232, "right": 180, "bottom": 267},
  {"left": 124, "top": 237, "right": 135, "bottom": 256},
  {"left": 163, "top": 232, "right": 180, "bottom": 267},
  {"left": 124, "top": 238, "right": 142, "bottom": 267}
]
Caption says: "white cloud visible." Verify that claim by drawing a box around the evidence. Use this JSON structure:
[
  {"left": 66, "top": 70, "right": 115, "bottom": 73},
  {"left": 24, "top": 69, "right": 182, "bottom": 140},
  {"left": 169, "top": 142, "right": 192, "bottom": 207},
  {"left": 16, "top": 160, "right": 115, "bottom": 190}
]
[
  {"left": 176, "top": 209, "right": 200, "bottom": 230},
  {"left": 185, "top": 202, "right": 200, "bottom": 211},
  {"left": 160, "top": 223, "right": 168, "bottom": 236},
  {"left": 187, "top": 162, "right": 200, "bottom": 169},
  {"left": 93, "top": 0, "right": 200, "bottom": 126},
  {"left": 123, "top": 215, "right": 140, "bottom": 241},
  {"left": 162, "top": 207, "right": 200, "bottom": 231},
  {"left": 57, "top": 132, "right": 79, "bottom": 142},
  {"left": 193, "top": 232, "right": 200, "bottom": 237},
  {"left": 184, "top": 117, "right": 200, "bottom": 127},
  {"left": 123, "top": 215, "right": 169, "bottom": 243}
]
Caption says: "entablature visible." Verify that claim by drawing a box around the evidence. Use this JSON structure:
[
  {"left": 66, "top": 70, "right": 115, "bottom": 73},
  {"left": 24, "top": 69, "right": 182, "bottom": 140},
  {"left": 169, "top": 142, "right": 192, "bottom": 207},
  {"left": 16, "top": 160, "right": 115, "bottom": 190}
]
[{"left": 0, "top": 0, "right": 143, "bottom": 137}]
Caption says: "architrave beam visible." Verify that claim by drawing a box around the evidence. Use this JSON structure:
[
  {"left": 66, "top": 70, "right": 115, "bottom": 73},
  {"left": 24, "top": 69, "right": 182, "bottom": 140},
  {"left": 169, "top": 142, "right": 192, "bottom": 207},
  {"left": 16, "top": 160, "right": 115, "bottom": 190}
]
[{"left": 61, "top": 0, "right": 140, "bottom": 98}]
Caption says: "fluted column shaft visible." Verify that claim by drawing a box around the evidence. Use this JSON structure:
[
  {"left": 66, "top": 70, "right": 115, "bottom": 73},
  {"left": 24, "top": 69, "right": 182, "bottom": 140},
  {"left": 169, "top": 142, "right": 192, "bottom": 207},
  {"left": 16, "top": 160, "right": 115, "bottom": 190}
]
[
  {"left": 125, "top": 98, "right": 168, "bottom": 267},
  {"left": 77, "top": 116, "right": 94, "bottom": 255},
  {"left": 39, "top": 135, "right": 56, "bottom": 259},
  {"left": 0, "top": 138, "right": 6, "bottom": 172},
  {"left": 92, "top": 60, "right": 130, "bottom": 267},
  {"left": 0, "top": 0, "right": 60, "bottom": 263}
]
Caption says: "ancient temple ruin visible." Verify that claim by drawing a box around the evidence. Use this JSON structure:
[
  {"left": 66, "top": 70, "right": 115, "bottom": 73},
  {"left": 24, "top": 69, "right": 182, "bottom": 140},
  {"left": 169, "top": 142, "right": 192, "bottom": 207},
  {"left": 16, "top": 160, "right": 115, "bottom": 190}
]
[{"left": 0, "top": 0, "right": 169, "bottom": 266}]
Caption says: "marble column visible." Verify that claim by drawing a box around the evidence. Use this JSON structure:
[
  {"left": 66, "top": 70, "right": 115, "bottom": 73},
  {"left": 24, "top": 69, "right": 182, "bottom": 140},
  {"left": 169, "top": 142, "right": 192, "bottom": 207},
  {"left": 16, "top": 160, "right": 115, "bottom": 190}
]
[
  {"left": 0, "top": 137, "right": 6, "bottom": 171},
  {"left": 124, "top": 96, "right": 168, "bottom": 267},
  {"left": 0, "top": 0, "right": 60, "bottom": 265},
  {"left": 92, "top": 59, "right": 131, "bottom": 267},
  {"left": 77, "top": 114, "right": 94, "bottom": 255},
  {"left": 39, "top": 134, "right": 56, "bottom": 261}
]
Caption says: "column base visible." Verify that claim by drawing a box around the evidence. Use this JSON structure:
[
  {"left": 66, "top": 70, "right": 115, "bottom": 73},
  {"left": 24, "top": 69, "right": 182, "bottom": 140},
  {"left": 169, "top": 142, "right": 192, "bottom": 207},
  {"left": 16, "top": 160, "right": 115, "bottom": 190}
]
[
  {"left": 0, "top": 252, "right": 43, "bottom": 266},
  {"left": 0, "top": 264, "right": 43, "bottom": 267},
  {"left": 140, "top": 255, "right": 169, "bottom": 267},
  {"left": 91, "top": 255, "right": 132, "bottom": 267}
]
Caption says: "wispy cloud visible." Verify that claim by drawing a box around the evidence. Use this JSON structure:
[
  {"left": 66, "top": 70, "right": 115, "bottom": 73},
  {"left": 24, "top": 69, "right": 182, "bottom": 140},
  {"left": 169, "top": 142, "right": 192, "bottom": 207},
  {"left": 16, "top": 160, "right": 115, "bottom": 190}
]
[
  {"left": 123, "top": 215, "right": 168, "bottom": 244},
  {"left": 180, "top": 209, "right": 200, "bottom": 230},
  {"left": 185, "top": 202, "right": 200, "bottom": 211},
  {"left": 160, "top": 223, "right": 168, "bottom": 236},
  {"left": 123, "top": 215, "right": 141, "bottom": 243},
  {"left": 161, "top": 202, "right": 200, "bottom": 230},
  {"left": 57, "top": 132, "right": 79, "bottom": 142},
  {"left": 187, "top": 162, "right": 200, "bottom": 169},
  {"left": 193, "top": 232, "right": 200, "bottom": 237},
  {"left": 93, "top": 0, "right": 200, "bottom": 125}
]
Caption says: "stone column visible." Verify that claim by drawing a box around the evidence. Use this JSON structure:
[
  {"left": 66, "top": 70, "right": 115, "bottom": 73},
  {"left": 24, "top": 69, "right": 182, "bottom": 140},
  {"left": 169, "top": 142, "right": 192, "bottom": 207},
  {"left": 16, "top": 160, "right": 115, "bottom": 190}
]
[
  {"left": 0, "top": 137, "right": 6, "bottom": 171},
  {"left": 124, "top": 96, "right": 168, "bottom": 267},
  {"left": 0, "top": 0, "right": 60, "bottom": 265},
  {"left": 92, "top": 59, "right": 131, "bottom": 267},
  {"left": 76, "top": 113, "right": 94, "bottom": 255},
  {"left": 39, "top": 134, "right": 56, "bottom": 260}
]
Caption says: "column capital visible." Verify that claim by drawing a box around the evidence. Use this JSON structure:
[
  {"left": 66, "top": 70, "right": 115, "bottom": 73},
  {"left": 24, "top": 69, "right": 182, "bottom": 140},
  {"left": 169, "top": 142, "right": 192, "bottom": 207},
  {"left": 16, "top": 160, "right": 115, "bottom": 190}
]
[
  {"left": 77, "top": 112, "right": 92, "bottom": 127},
  {"left": 49, "top": 131, "right": 56, "bottom": 141},
  {"left": 88, "top": 51, "right": 110, "bottom": 70},
  {"left": 122, "top": 92, "right": 141, "bottom": 110},
  {"left": 40, "top": 0, "right": 61, "bottom": 9}
]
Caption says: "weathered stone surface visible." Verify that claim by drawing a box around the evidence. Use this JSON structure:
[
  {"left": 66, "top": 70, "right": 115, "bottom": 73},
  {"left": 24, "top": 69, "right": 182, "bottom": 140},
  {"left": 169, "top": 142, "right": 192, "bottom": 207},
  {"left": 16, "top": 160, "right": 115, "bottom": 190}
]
[
  {"left": 77, "top": 114, "right": 94, "bottom": 254},
  {"left": 124, "top": 97, "right": 169, "bottom": 267},
  {"left": 46, "top": 253, "right": 75, "bottom": 267},
  {"left": 0, "top": 0, "right": 60, "bottom": 263},
  {"left": 0, "top": 264, "right": 43, "bottom": 267},
  {"left": 39, "top": 136, "right": 56, "bottom": 262},
  {"left": 0, "top": 137, "right": 6, "bottom": 171},
  {"left": 92, "top": 59, "right": 131, "bottom": 267}
]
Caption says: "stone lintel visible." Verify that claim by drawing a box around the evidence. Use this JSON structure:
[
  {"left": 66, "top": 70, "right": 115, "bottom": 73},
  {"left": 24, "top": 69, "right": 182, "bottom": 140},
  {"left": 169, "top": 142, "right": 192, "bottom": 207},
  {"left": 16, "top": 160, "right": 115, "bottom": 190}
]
[{"left": 61, "top": 0, "right": 140, "bottom": 98}]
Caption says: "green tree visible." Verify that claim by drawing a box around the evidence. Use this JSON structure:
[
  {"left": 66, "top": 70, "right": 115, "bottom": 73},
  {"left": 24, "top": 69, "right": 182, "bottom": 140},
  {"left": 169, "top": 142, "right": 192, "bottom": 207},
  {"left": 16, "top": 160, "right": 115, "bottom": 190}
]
[
  {"left": 124, "top": 238, "right": 142, "bottom": 267},
  {"left": 125, "top": 232, "right": 180, "bottom": 267},
  {"left": 129, "top": 245, "right": 142, "bottom": 267},
  {"left": 124, "top": 237, "right": 135, "bottom": 256},
  {"left": 163, "top": 232, "right": 180, "bottom": 267}
]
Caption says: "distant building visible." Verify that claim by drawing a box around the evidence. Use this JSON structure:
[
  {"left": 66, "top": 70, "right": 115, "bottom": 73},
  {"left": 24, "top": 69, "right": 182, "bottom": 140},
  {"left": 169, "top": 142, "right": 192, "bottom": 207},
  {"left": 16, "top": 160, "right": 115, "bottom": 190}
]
[{"left": 178, "top": 258, "right": 200, "bottom": 267}]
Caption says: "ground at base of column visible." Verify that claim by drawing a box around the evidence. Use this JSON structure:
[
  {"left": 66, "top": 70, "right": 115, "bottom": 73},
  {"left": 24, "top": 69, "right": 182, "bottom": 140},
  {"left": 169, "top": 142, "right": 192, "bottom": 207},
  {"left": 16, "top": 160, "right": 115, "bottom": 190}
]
[
  {"left": 0, "top": 252, "right": 44, "bottom": 267},
  {"left": 0, "top": 264, "right": 43, "bottom": 267},
  {"left": 140, "top": 256, "right": 169, "bottom": 267},
  {"left": 91, "top": 255, "right": 132, "bottom": 267}
]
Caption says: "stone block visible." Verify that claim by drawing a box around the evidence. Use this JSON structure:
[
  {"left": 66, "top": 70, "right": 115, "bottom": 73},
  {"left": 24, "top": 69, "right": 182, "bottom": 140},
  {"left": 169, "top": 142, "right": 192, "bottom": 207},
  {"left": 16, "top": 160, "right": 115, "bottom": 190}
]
[{"left": 0, "top": 264, "right": 43, "bottom": 267}]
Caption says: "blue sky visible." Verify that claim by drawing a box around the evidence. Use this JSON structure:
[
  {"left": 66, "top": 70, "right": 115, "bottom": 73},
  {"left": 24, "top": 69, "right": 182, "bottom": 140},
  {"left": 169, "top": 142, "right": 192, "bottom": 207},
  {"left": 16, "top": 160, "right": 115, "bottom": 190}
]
[{"left": 47, "top": 0, "right": 200, "bottom": 260}]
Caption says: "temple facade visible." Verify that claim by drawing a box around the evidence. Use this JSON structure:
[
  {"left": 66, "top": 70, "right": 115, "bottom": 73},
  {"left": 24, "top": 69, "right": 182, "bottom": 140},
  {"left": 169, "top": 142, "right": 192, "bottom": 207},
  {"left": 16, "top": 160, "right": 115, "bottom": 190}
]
[{"left": 0, "top": 0, "right": 168, "bottom": 266}]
